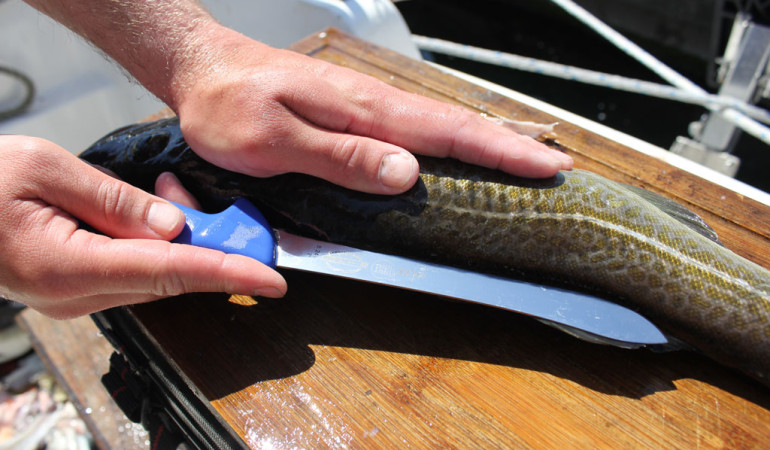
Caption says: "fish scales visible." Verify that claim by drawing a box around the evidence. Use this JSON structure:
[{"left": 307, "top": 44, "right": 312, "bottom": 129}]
[{"left": 79, "top": 118, "right": 770, "bottom": 385}]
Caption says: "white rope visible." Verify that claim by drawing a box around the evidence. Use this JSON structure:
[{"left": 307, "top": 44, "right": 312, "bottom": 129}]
[
  {"left": 548, "top": 0, "right": 703, "bottom": 93},
  {"left": 412, "top": 35, "right": 770, "bottom": 125},
  {"left": 547, "top": 0, "right": 770, "bottom": 144},
  {"left": 414, "top": 0, "right": 770, "bottom": 147}
]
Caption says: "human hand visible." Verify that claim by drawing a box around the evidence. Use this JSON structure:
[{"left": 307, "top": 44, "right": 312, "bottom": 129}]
[
  {"left": 0, "top": 136, "right": 286, "bottom": 318},
  {"left": 22, "top": 0, "right": 569, "bottom": 196},
  {"left": 172, "top": 26, "right": 572, "bottom": 195}
]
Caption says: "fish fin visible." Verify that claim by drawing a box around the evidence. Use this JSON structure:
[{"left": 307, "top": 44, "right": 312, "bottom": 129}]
[
  {"left": 648, "top": 335, "right": 695, "bottom": 353},
  {"left": 622, "top": 184, "right": 723, "bottom": 245},
  {"left": 539, "top": 319, "right": 693, "bottom": 353},
  {"left": 537, "top": 319, "right": 649, "bottom": 350}
]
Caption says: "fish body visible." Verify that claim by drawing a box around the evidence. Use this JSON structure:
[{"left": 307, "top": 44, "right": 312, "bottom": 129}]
[{"left": 80, "top": 118, "right": 770, "bottom": 385}]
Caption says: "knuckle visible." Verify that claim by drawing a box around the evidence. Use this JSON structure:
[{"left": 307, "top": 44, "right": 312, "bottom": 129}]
[
  {"left": 348, "top": 81, "right": 380, "bottom": 109},
  {"left": 312, "top": 59, "right": 338, "bottom": 79},
  {"left": 95, "top": 179, "right": 143, "bottom": 225},
  {"left": 151, "top": 277, "right": 186, "bottom": 298},
  {"left": 148, "top": 249, "right": 184, "bottom": 298},
  {"left": 330, "top": 137, "right": 367, "bottom": 178},
  {"left": 346, "top": 84, "right": 385, "bottom": 127},
  {"left": 13, "top": 136, "right": 55, "bottom": 157},
  {"left": 148, "top": 246, "right": 209, "bottom": 298},
  {"left": 446, "top": 109, "right": 491, "bottom": 162},
  {"left": 2, "top": 137, "right": 57, "bottom": 181},
  {"left": 448, "top": 108, "right": 477, "bottom": 137},
  {"left": 339, "top": 107, "right": 373, "bottom": 136}
]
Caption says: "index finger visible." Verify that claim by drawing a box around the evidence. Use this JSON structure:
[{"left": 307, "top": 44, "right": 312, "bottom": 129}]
[{"left": 288, "top": 66, "right": 572, "bottom": 178}]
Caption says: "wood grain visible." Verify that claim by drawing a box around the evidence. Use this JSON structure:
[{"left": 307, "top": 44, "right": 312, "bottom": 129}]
[{"left": 123, "top": 29, "right": 770, "bottom": 448}]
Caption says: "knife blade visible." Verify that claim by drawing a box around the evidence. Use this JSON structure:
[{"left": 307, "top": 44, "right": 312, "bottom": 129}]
[{"left": 171, "top": 198, "right": 667, "bottom": 348}]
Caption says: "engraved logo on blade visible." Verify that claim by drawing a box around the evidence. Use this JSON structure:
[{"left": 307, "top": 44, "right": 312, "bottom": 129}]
[
  {"left": 371, "top": 263, "right": 397, "bottom": 283},
  {"left": 322, "top": 252, "right": 366, "bottom": 274},
  {"left": 370, "top": 263, "right": 429, "bottom": 284}
]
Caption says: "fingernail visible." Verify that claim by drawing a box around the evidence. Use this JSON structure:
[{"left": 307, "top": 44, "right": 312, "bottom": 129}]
[
  {"left": 548, "top": 151, "right": 572, "bottom": 170},
  {"left": 147, "top": 202, "right": 184, "bottom": 236},
  {"left": 536, "top": 152, "right": 563, "bottom": 172},
  {"left": 379, "top": 152, "right": 417, "bottom": 190},
  {"left": 157, "top": 171, "right": 178, "bottom": 184}
]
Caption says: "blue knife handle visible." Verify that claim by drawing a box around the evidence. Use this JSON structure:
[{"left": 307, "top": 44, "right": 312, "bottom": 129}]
[{"left": 170, "top": 198, "right": 277, "bottom": 267}]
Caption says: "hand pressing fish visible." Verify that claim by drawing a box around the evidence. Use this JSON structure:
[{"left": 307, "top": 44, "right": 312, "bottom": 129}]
[{"left": 80, "top": 118, "right": 770, "bottom": 386}]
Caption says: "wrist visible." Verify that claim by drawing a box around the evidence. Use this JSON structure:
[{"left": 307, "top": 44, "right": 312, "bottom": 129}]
[
  {"left": 166, "top": 24, "right": 274, "bottom": 115},
  {"left": 134, "top": 14, "right": 223, "bottom": 110}
]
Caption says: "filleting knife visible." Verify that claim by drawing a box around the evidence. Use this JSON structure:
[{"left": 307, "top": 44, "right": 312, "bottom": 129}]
[{"left": 171, "top": 198, "right": 668, "bottom": 348}]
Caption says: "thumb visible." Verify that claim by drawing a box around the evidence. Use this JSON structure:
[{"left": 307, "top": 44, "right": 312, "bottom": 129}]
[{"left": 43, "top": 153, "right": 185, "bottom": 239}]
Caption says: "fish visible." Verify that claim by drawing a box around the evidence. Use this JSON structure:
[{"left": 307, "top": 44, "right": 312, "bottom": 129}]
[{"left": 79, "top": 118, "right": 770, "bottom": 386}]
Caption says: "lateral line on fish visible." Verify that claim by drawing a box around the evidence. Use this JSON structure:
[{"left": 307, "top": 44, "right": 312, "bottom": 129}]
[{"left": 488, "top": 208, "right": 769, "bottom": 302}]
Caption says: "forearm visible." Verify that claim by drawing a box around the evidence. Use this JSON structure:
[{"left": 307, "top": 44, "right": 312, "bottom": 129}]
[{"left": 23, "top": 0, "right": 228, "bottom": 109}]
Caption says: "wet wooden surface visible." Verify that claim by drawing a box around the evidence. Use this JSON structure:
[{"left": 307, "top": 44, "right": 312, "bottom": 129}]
[
  {"left": 17, "top": 309, "right": 149, "bottom": 449},
  {"left": 26, "top": 29, "right": 770, "bottom": 448}
]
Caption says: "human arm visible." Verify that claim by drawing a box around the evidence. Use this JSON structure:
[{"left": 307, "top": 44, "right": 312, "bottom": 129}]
[
  {"left": 8, "top": 0, "right": 571, "bottom": 318},
  {"left": 24, "top": 0, "right": 572, "bottom": 195}
]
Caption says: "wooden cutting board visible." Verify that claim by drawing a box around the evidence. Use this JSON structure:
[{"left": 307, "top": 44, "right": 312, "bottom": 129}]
[{"left": 22, "top": 28, "right": 770, "bottom": 448}]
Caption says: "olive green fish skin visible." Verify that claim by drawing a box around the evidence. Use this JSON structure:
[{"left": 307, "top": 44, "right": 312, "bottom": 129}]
[{"left": 80, "top": 118, "right": 770, "bottom": 385}]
